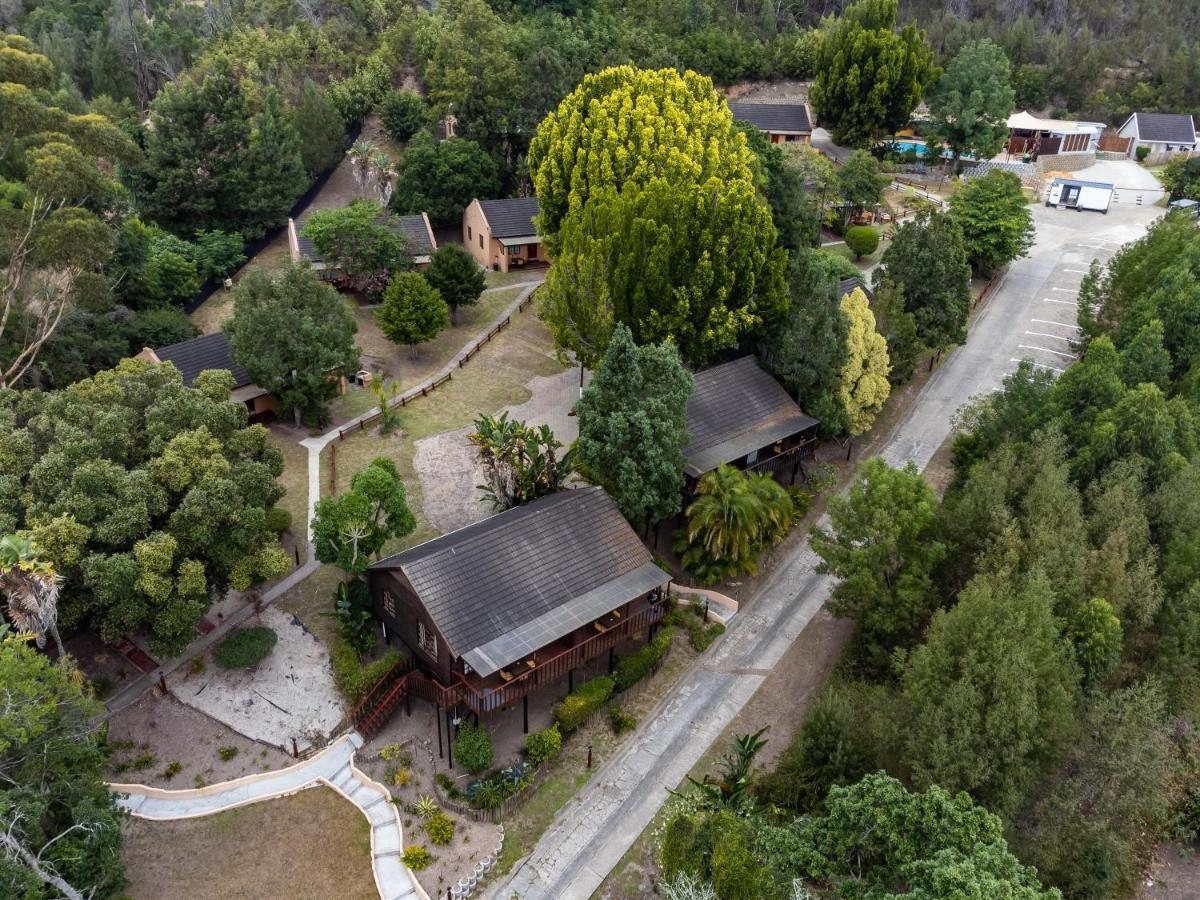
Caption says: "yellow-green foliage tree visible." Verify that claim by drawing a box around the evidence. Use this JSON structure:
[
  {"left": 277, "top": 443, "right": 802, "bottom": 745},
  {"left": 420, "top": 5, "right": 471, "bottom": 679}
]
[
  {"left": 528, "top": 66, "right": 787, "bottom": 367},
  {"left": 839, "top": 288, "right": 891, "bottom": 436}
]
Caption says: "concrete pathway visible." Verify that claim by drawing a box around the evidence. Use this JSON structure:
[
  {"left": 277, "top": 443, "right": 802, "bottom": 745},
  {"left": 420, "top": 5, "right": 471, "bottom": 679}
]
[
  {"left": 112, "top": 733, "right": 428, "bottom": 900},
  {"left": 492, "top": 191, "right": 1163, "bottom": 900}
]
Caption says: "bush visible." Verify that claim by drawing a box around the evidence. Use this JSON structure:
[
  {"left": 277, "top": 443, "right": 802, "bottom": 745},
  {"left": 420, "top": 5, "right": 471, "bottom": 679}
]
[
  {"left": 613, "top": 627, "right": 673, "bottom": 692},
  {"left": 453, "top": 723, "right": 494, "bottom": 775},
  {"left": 333, "top": 580, "right": 376, "bottom": 655},
  {"left": 553, "top": 675, "right": 615, "bottom": 732},
  {"left": 330, "top": 638, "right": 403, "bottom": 705},
  {"left": 401, "top": 845, "right": 431, "bottom": 870},
  {"left": 415, "top": 795, "right": 439, "bottom": 817},
  {"left": 434, "top": 773, "right": 462, "bottom": 799},
  {"left": 162, "top": 761, "right": 182, "bottom": 779},
  {"left": 845, "top": 225, "right": 880, "bottom": 259},
  {"left": 264, "top": 507, "right": 292, "bottom": 534},
  {"left": 424, "top": 810, "right": 455, "bottom": 845},
  {"left": 525, "top": 724, "right": 562, "bottom": 766},
  {"left": 218, "top": 746, "right": 238, "bottom": 762},
  {"left": 1136, "top": 145, "right": 1152, "bottom": 162},
  {"left": 609, "top": 705, "right": 637, "bottom": 734},
  {"left": 668, "top": 604, "right": 725, "bottom": 653},
  {"left": 213, "top": 627, "right": 278, "bottom": 669},
  {"left": 380, "top": 90, "right": 429, "bottom": 143}
]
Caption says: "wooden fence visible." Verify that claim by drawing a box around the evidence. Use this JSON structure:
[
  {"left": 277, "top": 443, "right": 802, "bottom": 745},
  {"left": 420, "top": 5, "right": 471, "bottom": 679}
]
[{"left": 336, "top": 289, "right": 538, "bottom": 441}]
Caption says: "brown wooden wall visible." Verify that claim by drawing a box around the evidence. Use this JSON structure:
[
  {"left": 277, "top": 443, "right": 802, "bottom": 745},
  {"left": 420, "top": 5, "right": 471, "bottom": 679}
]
[{"left": 369, "top": 569, "right": 455, "bottom": 685}]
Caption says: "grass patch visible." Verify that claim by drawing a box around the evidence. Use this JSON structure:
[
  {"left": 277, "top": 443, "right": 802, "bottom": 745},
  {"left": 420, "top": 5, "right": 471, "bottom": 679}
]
[
  {"left": 265, "top": 427, "right": 309, "bottom": 561},
  {"left": 484, "top": 268, "right": 546, "bottom": 288},
  {"left": 275, "top": 563, "right": 346, "bottom": 648}
]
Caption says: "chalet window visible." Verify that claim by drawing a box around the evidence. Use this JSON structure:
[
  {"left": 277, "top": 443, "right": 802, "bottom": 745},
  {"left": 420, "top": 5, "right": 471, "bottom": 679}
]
[
  {"left": 417, "top": 621, "right": 437, "bottom": 658},
  {"left": 506, "top": 244, "right": 520, "bottom": 256},
  {"left": 467, "top": 225, "right": 472, "bottom": 241},
  {"left": 382, "top": 590, "right": 396, "bottom": 618},
  {"left": 479, "top": 234, "right": 484, "bottom": 249},
  {"left": 745, "top": 448, "right": 759, "bottom": 465}
]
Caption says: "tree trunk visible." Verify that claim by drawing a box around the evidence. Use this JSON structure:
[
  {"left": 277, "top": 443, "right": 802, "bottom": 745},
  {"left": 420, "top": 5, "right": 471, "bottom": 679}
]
[{"left": 49, "top": 622, "right": 64, "bottom": 660}]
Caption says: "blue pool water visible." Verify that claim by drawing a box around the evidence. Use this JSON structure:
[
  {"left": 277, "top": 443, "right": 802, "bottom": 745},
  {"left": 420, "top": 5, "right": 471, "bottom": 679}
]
[{"left": 885, "top": 140, "right": 974, "bottom": 161}]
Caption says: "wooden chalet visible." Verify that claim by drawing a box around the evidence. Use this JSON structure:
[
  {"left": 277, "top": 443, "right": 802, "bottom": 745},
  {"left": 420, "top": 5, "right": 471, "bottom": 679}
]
[
  {"left": 361, "top": 487, "right": 670, "bottom": 737},
  {"left": 136, "top": 331, "right": 279, "bottom": 423},
  {"left": 682, "top": 356, "right": 819, "bottom": 496},
  {"left": 286, "top": 210, "right": 438, "bottom": 279}
]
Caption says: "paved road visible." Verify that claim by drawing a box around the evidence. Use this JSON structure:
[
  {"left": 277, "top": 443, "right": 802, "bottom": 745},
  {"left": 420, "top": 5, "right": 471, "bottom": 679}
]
[{"left": 493, "top": 165, "right": 1162, "bottom": 900}]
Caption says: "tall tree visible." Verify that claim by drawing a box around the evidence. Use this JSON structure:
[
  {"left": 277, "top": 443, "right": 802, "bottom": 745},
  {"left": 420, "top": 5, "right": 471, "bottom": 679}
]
[
  {"left": 838, "top": 287, "right": 891, "bottom": 437},
  {"left": 871, "top": 278, "right": 923, "bottom": 383},
  {"left": 0, "top": 535, "right": 65, "bottom": 658},
  {"left": 379, "top": 90, "right": 429, "bottom": 144},
  {"left": 375, "top": 272, "right": 449, "bottom": 352},
  {"left": 0, "top": 633, "right": 127, "bottom": 899},
  {"left": 901, "top": 572, "right": 1079, "bottom": 820},
  {"left": 575, "top": 324, "right": 693, "bottom": 529},
  {"left": 949, "top": 170, "right": 1035, "bottom": 277},
  {"left": 312, "top": 458, "right": 416, "bottom": 574},
  {"left": 423, "top": 244, "right": 486, "bottom": 324},
  {"left": 811, "top": 459, "right": 945, "bottom": 671},
  {"left": 927, "top": 40, "right": 1015, "bottom": 166},
  {"left": 301, "top": 202, "right": 413, "bottom": 298},
  {"left": 295, "top": 79, "right": 347, "bottom": 179},
  {"left": 837, "top": 150, "right": 888, "bottom": 225},
  {"left": 0, "top": 361, "right": 288, "bottom": 654},
  {"left": 240, "top": 88, "right": 307, "bottom": 236},
  {"left": 529, "top": 66, "right": 786, "bottom": 367},
  {"left": 391, "top": 132, "right": 500, "bottom": 226},
  {"left": 876, "top": 210, "right": 972, "bottom": 353},
  {"left": 810, "top": 0, "right": 935, "bottom": 147},
  {"left": 735, "top": 122, "right": 818, "bottom": 252},
  {"left": 226, "top": 263, "right": 361, "bottom": 427}
]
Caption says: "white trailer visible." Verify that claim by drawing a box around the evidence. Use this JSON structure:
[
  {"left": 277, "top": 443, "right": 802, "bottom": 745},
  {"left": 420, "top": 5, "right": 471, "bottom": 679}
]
[{"left": 1046, "top": 177, "right": 1114, "bottom": 213}]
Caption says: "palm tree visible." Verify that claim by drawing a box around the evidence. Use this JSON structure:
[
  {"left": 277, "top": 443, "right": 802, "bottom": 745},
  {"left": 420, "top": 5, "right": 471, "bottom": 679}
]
[
  {"left": 684, "top": 465, "right": 760, "bottom": 570},
  {"left": 347, "top": 139, "right": 374, "bottom": 198},
  {"left": 745, "top": 471, "right": 794, "bottom": 549},
  {"left": 370, "top": 150, "right": 396, "bottom": 206},
  {"left": 0, "top": 533, "right": 65, "bottom": 657}
]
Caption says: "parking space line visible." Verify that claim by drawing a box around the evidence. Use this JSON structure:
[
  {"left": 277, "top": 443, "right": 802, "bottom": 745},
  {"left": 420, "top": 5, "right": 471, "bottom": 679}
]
[
  {"left": 1043, "top": 298, "right": 1077, "bottom": 305},
  {"left": 1064, "top": 268, "right": 1090, "bottom": 274},
  {"left": 1051, "top": 287, "right": 1078, "bottom": 292},
  {"left": 1011, "top": 358, "right": 1066, "bottom": 373},
  {"left": 1031, "top": 318, "right": 1080, "bottom": 329},
  {"left": 1026, "top": 331, "right": 1074, "bottom": 342},
  {"left": 1018, "top": 343, "right": 1075, "bottom": 359}
]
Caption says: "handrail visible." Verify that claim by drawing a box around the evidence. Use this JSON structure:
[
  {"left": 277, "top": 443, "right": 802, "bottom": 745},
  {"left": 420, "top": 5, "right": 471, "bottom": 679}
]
[{"left": 349, "top": 654, "right": 414, "bottom": 724}]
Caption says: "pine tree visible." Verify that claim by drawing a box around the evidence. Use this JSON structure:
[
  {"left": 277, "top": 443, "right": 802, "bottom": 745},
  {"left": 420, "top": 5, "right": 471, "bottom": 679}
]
[
  {"left": 295, "top": 79, "right": 347, "bottom": 179},
  {"left": 576, "top": 323, "right": 693, "bottom": 529},
  {"left": 423, "top": 245, "right": 486, "bottom": 324},
  {"left": 242, "top": 88, "right": 308, "bottom": 238}
]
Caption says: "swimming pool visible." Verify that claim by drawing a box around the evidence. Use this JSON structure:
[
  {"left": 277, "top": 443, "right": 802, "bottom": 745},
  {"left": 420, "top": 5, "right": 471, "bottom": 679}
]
[{"left": 883, "top": 139, "right": 973, "bottom": 161}]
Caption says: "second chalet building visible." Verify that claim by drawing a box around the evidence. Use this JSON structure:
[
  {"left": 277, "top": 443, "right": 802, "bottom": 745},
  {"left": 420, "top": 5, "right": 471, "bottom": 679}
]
[
  {"left": 463, "top": 196, "right": 545, "bottom": 273},
  {"left": 729, "top": 101, "right": 813, "bottom": 144},
  {"left": 366, "top": 487, "right": 670, "bottom": 727}
]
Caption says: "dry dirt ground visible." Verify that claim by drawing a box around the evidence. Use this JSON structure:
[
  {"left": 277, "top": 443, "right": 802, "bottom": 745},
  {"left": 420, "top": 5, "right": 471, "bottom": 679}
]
[
  {"left": 1138, "top": 845, "right": 1200, "bottom": 899},
  {"left": 726, "top": 78, "right": 811, "bottom": 103},
  {"left": 122, "top": 786, "right": 377, "bottom": 900},
  {"left": 107, "top": 692, "right": 293, "bottom": 790},
  {"left": 412, "top": 367, "right": 585, "bottom": 533}
]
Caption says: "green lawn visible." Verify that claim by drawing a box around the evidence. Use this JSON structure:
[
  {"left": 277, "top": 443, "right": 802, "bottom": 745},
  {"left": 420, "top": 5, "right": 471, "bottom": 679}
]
[{"left": 266, "top": 428, "right": 310, "bottom": 563}]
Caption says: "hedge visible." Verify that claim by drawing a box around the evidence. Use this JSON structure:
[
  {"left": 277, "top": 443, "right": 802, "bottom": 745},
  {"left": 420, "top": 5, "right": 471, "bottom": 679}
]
[
  {"left": 213, "top": 627, "right": 277, "bottom": 669},
  {"left": 613, "top": 626, "right": 673, "bottom": 692},
  {"left": 525, "top": 724, "right": 562, "bottom": 766},
  {"left": 331, "top": 638, "right": 403, "bottom": 706},
  {"left": 453, "top": 723, "right": 494, "bottom": 775},
  {"left": 553, "top": 675, "right": 615, "bottom": 732}
]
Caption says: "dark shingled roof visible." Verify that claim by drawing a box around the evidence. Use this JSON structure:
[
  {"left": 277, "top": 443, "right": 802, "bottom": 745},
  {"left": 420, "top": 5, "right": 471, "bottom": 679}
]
[
  {"left": 1129, "top": 112, "right": 1197, "bottom": 145},
  {"left": 838, "top": 276, "right": 873, "bottom": 302},
  {"left": 478, "top": 196, "right": 540, "bottom": 238},
  {"left": 155, "top": 331, "right": 252, "bottom": 389},
  {"left": 296, "top": 213, "right": 435, "bottom": 265},
  {"left": 369, "top": 487, "right": 668, "bottom": 674},
  {"left": 683, "top": 356, "right": 819, "bottom": 478},
  {"left": 729, "top": 101, "right": 812, "bottom": 134}
]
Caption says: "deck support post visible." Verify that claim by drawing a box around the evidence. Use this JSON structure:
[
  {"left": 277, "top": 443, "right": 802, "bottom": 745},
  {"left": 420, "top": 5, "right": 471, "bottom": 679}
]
[
  {"left": 446, "top": 707, "right": 454, "bottom": 770},
  {"left": 568, "top": 668, "right": 574, "bottom": 693},
  {"left": 790, "top": 460, "right": 800, "bottom": 485},
  {"left": 436, "top": 704, "right": 443, "bottom": 759},
  {"left": 522, "top": 694, "right": 529, "bottom": 734},
  {"left": 608, "top": 647, "right": 615, "bottom": 674},
  {"left": 405, "top": 689, "right": 411, "bottom": 718}
]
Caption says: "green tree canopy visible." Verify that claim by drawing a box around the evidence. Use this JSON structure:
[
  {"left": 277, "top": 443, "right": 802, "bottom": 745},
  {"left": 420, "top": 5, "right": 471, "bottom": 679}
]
[
  {"left": 376, "top": 272, "right": 449, "bottom": 349},
  {"left": 391, "top": 132, "right": 501, "bottom": 227},
  {"left": 837, "top": 150, "right": 888, "bottom": 222},
  {"left": 226, "top": 263, "right": 361, "bottom": 428},
  {"left": 302, "top": 201, "right": 413, "bottom": 298},
  {"left": 0, "top": 634, "right": 127, "bottom": 899},
  {"left": 312, "top": 458, "right": 416, "bottom": 574},
  {"left": 810, "top": 0, "right": 936, "bottom": 147},
  {"left": 949, "top": 170, "right": 1035, "bottom": 277},
  {"left": 529, "top": 66, "right": 786, "bottom": 367},
  {"left": 0, "top": 359, "right": 288, "bottom": 654},
  {"left": 423, "top": 244, "right": 486, "bottom": 324},
  {"left": 575, "top": 323, "right": 693, "bottom": 529},
  {"left": 295, "top": 79, "right": 348, "bottom": 179},
  {"left": 876, "top": 210, "right": 972, "bottom": 352},
  {"left": 379, "top": 90, "right": 429, "bottom": 143},
  {"left": 839, "top": 287, "right": 891, "bottom": 437},
  {"left": 811, "top": 459, "right": 945, "bottom": 672},
  {"left": 927, "top": 39, "right": 1015, "bottom": 164},
  {"left": 735, "top": 122, "right": 819, "bottom": 252}
]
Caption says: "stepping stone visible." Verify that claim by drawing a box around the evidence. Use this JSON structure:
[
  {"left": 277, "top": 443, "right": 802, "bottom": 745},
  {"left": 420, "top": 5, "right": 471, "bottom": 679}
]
[{"left": 372, "top": 823, "right": 401, "bottom": 856}]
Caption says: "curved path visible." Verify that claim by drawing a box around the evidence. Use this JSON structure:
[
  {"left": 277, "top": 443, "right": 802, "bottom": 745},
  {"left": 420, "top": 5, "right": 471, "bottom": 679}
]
[{"left": 110, "top": 733, "right": 428, "bottom": 900}]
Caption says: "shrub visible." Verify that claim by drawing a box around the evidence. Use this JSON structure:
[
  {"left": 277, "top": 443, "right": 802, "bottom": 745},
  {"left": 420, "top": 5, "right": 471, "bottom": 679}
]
[
  {"left": 390, "top": 766, "right": 411, "bottom": 787},
  {"left": 330, "top": 638, "right": 403, "bottom": 705},
  {"left": 553, "top": 675, "right": 615, "bottom": 732},
  {"left": 379, "top": 744, "right": 412, "bottom": 766},
  {"left": 614, "top": 627, "right": 673, "bottom": 692},
  {"left": 380, "top": 90, "right": 429, "bottom": 143},
  {"left": 609, "top": 705, "right": 637, "bottom": 735},
  {"left": 525, "top": 724, "right": 562, "bottom": 766},
  {"left": 333, "top": 580, "right": 376, "bottom": 655},
  {"left": 845, "top": 225, "right": 880, "bottom": 259},
  {"left": 415, "top": 795, "right": 439, "bottom": 817},
  {"left": 453, "top": 723, "right": 494, "bottom": 775},
  {"left": 466, "top": 776, "right": 511, "bottom": 810},
  {"left": 1136, "top": 145, "right": 1152, "bottom": 162},
  {"left": 434, "top": 773, "right": 461, "bottom": 799},
  {"left": 213, "top": 627, "right": 278, "bottom": 669},
  {"left": 401, "top": 845, "right": 431, "bottom": 870},
  {"left": 189, "top": 655, "right": 205, "bottom": 676},
  {"left": 133, "top": 752, "right": 155, "bottom": 771},
  {"left": 162, "top": 761, "right": 182, "bottom": 780},
  {"left": 425, "top": 811, "right": 455, "bottom": 845},
  {"left": 668, "top": 604, "right": 725, "bottom": 653},
  {"left": 218, "top": 746, "right": 238, "bottom": 762},
  {"left": 264, "top": 506, "right": 292, "bottom": 534}
]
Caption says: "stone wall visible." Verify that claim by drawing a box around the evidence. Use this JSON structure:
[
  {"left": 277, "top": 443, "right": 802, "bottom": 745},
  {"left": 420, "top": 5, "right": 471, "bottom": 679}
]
[{"left": 1036, "top": 151, "right": 1097, "bottom": 175}]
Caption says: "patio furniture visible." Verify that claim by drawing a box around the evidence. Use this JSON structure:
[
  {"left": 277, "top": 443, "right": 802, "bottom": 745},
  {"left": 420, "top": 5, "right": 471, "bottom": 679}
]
[{"left": 499, "top": 669, "right": 514, "bottom": 682}]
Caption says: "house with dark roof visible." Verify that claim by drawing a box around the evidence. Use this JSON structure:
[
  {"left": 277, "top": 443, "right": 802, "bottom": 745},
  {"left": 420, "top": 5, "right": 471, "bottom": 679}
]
[
  {"left": 729, "top": 101, "right": 813, "bottom": 144},
  {"left": 286, "top": 209, "right": 438, "bottom": 279},
  {"left": 463, "top": 196, "right": 545, "bottom": 273},
  {"left": 364, "top": 487, "right": 670, "bottom": 732},
  {"left": 838, "top": 276, "right": 873, "bottom": 304},
  {"left": 135, "top": 331, "right": 279, "bottom": 422},
  {"left": 683, "top": 356, "right": 819, "bottom": 492},
  {"left": 1118, "top": 112, "right": 1198, "bottom": 162}
]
